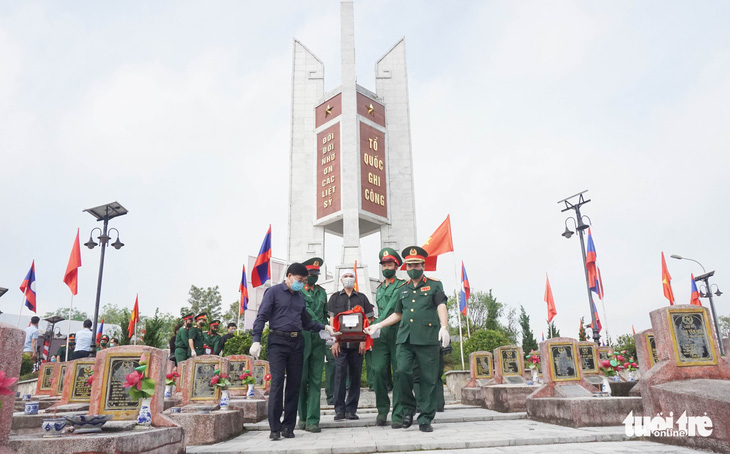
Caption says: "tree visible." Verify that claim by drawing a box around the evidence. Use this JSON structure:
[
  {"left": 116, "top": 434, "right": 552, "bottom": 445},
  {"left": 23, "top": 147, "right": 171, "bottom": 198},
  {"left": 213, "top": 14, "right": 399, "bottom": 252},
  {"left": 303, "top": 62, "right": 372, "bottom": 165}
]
[
  {"left": 519, "top": 306, "right": 538, "bottom": 353},
  {"left": 719, "top": 315, "right": 730, "bottom": 339},
  {"left": 142, "top": 309, "right": 167, "bottom": 348},
  {"left": 43, "top": 307, "right": 88, "bottom": 321},
  {"left": 578, "top": 317, "right": 586, "bottom": 341},
  {"left": 180, "top": 285, "right": 223, "bottom": 320},
  {"left": 613, "top": 333, "right": 636, "bottom": 359},
  {"left": 221, "top": 332, "right": 253, "bottom": 356},
  {"left": 503, "top": 306, "right": 519, "bottom": 344},
  {"left": 222, "top": 299, "right": 241, "bottom": 326},
  {"left": 547, "top": 321, "right": 560, "bottom": 338},
  {"left": 451, "top": 329, "right": 511, "bottom": 366},
  {"left": 484, "top": 290, "right": 504, "bottom": 331}
]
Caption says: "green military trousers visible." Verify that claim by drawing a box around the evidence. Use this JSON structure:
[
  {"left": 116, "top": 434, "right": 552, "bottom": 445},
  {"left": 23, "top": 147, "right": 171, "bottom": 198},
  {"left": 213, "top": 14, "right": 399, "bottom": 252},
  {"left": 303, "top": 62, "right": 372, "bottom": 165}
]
[
  {"left": 371, "top": 325, "right": 400, "bottom": 423},
  {"left": 174, "top": 348, "right": 189, "bottom": 364},
  {"left": 297, "top": 331, "right": 326, "bottom": 426},
  {"left": 324, "top": 344, "right": 335, "bottom": 403},
  {"left": 412, "top": 349, "right": 445, "bottom": 411},
  {"left": 395, "top": 342, "right": 440, "bottom": 425}
]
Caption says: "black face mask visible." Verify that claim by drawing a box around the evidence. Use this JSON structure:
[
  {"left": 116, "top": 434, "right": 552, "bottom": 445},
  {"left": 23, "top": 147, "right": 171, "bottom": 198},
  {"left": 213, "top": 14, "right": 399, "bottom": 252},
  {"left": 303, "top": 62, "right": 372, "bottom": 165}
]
[
  {"left": 186, "top": 321, "right": 193, "bottom": 327},
  {"left": 306, "top": 275, "right": 319, "bottom": 285},
  {"left": 211, "top": 328, "right": 218, "bottom": 334}
]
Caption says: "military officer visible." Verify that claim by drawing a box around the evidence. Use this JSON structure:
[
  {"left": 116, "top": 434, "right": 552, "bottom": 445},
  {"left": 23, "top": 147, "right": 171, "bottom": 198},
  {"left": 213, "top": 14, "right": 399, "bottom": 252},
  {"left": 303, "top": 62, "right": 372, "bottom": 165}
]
[
  {"left": 365, "top": 246, "right": 450, "bottom": 432},
  {"left": 207, "top": 320, "right": 222, "bottom": 355},
  {"left": 174, "top": 313, "right": 194, "bottom": 363},
  {"left": 188, "top": 313, "right": 207, "bottom": 356},
  {"left": 297, "top": 257, "right": 329, "bottom": 433},
  {"left": 55, "top": 333, "right": 75, "bottom": 362},
  {"left": 372, "top": 248, "right": 406, "bottom": 427},
  {"left": 98, "top": 334, "right": 110, "bottom": 350}
]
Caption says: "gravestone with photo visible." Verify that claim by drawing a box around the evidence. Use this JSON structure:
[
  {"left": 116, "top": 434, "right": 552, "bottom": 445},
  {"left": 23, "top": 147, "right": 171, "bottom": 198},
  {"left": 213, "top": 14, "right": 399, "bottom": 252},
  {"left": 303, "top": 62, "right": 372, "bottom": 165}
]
[
  {"left": 478, "top": 346, "right": 536, "bottom": 413},
  {"left": 53, "top": 363, "right": 68, "bottom": 397},
  {"left": 253, "top": 360, "right": 271, "bottom": 397},
  {"left": 34, "top": 363, "right": 56, "bottom": 397},
  {"left": 525, "top": 337, "right": 642, "bottom": 427},
  {"left": 226, "top": 355, "right": 254, "bottom": 397},
  {"left": 57, "top": 358, "right": 94, "bottom": 409},
  {"left": 577, "top": 341, "right": 602, "bottom": 387},
  {"left": 634, "top": 329, "right": 658, "bottom": 373},
  {"left": 640, "top": 305, "right": 730, "bottom": 453},
  {"left": 461, "top": 351, "right": 493, "bottom": 406}
]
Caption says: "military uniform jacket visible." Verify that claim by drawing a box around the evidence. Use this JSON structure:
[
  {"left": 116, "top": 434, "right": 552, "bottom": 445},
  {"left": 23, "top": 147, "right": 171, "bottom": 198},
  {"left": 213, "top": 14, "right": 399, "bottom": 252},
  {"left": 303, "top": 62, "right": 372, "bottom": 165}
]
[
  {"left": 207, "top": 333, "right": 222, "bottom": 354},
  {"left": 375, "top": 278, "right": 406, "bottom": 324},
  {"left": 303, "top": 284, "right": 328, "bottom": 325},
  {"left": 174, "top": 326, "right": 189, "bottom": 350},
  {"left": 189, "top": 326, "right": 205, "bottom": 353},
  {"left": 394, "top": 276, "right": 447, "bottom": 346}
]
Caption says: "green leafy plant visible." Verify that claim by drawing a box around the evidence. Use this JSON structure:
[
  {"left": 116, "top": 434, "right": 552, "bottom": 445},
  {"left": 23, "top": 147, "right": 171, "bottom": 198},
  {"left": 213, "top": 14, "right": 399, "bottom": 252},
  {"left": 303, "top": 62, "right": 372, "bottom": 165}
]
[{"left": 221, "top": 332, "right": 253, "bottom": 356}]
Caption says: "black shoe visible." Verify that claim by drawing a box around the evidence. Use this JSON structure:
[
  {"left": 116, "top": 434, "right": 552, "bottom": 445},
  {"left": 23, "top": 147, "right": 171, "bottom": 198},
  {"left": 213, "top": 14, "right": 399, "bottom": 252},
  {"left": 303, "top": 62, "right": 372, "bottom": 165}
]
[
  {"left": 305, "top": 425, "right": 321, "bottom": 433},
  {"left": 402, "top": 414, "right": 413, "bottom": 429},
  {"left": 376, "top": 416, "right": 387, "bottom": 426},
  {"left": 419, "top": 423, "right": 433, "bottom": 432},
  {"left": 391, "top": 421, "right": 403, "bottom": 429},
  {"left": 437, "top": 406, "right": 445, "bottom": 412},
  {"left": 345, "top": 412, "right": 359, "bottom": 420},
  {"left": 269, "top": 431, "right": 281, "bottom": 440},
  {"left": 334, "top": 413, "right": 346, "bottom": 421},
  {"left": 281, "top": 428, "right": 295, "bottom": 438}
]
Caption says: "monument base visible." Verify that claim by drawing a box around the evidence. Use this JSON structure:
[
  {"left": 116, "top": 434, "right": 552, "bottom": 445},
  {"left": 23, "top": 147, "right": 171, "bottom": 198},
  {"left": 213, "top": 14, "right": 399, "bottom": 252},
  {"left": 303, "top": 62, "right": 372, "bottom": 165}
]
[
  {"left": 8, "top": 426, "right": 184, "bottom": 454},
  {"left": 11, "top": 411, "right": 86, "bottom": 435},
  {"left": 167, "top": 409, "right": 245, "bottom": 446},
  {"left": 229, "top": 398, "right": 267, "bottom": 423},
  {"left": 645, "top": 378, "right": 730, "bottom": 453},
  {"left": 444, "top": 370, "right": 469, "bottom": 403},
  {"left": 482, "top": 384, "right": 539, "bottom": 413},
  {"left": 527, "top": 396, "right": 643, "bottom": 427},
  {"left": 460, "top": 387, "right": 484, "bottom": 407}
]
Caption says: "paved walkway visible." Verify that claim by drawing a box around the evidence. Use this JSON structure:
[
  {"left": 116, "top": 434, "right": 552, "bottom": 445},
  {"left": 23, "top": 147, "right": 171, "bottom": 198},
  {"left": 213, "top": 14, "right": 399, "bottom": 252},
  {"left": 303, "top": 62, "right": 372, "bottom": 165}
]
[{"left": 187, "top": 404, "right": 705, "bottom": 454}]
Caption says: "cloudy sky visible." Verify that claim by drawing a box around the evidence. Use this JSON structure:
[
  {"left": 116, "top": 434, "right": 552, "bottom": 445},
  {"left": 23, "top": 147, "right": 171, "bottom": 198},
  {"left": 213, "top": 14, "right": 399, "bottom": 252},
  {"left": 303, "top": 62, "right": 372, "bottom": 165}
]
[{"left": 1, "top": 1, "right": 729, "bottom": 342}]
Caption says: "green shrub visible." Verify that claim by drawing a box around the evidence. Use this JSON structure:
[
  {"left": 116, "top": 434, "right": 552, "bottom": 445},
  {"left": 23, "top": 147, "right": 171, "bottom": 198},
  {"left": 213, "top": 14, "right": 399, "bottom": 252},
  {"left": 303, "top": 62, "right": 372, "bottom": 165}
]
[
  {"left": 451, "top": 329, "right": 511, "bottom": 365},
  {"left": 222, "top": 332, "right": 253, "bottom": 356},
  {"left": 20, "top": 354, "right": 34, "bottom": 376}
]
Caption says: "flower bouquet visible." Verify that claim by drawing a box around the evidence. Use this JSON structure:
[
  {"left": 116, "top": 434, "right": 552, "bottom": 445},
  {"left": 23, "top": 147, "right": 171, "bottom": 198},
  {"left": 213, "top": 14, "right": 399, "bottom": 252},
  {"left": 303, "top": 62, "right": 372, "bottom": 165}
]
[
  {"left": 525, "top": 350, "right": 540, "bottom": 383},
  {"left": 122, "top": 354, "right": 156, "bottom": 425},
  {"left": 164, "top": 368, "right": 180, "bottom": 397},
  {"left": 619, "top": 350, "right": 639, "bottom": 381},
  {"left": 211, "top": 369, "right": 231, "bottom": 407},
  {"left": 0, "top": 370, "right": 19, "bottom": 410},
  {"left": 239, "top": 370, "right": 256, "bottom": 398}
]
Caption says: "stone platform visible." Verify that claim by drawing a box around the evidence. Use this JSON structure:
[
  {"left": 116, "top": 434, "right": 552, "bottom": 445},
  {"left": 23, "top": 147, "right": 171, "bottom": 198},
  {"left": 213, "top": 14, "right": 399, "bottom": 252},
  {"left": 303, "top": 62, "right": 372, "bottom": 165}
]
[
  {"left": 229, "top": 398, "right": 267, "bottom": 423},
  {"left": 482, "top": 384, "right": 540, "bottom": 413},
  {"left": 526, "top": 396, "right": 644, "bottom": 427},
  {"left": 167, "top": 408, "right": 245, "bottom": 446}
]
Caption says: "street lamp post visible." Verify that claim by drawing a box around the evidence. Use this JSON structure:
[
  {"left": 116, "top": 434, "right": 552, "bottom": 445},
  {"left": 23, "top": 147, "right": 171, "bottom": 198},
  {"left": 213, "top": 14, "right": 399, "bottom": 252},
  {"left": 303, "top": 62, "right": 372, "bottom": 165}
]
[
  {"left": 558, "top": 190, "right": 601, "bottom": 346},
  {"left": 670, "top": 254, "right": 724, "bottom": 356},
  {"left": 83, "top": 202, "right": 128, "bottom": 357}
]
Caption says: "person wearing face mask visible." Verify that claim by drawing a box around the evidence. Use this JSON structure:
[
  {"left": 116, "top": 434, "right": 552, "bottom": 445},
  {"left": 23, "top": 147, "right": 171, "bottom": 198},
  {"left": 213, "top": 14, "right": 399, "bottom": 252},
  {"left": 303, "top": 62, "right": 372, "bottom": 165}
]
[
  {"left": 215, "top": 323, "right": 237, "bottom": 355},
  {"left": 174, "top": 313, "right": 194, "bottom": 363},
  {"left": 98, "top": 334, "right": 110, "bottom": 350},
  {"left": 364, "top": 246, "right": 450, "bottom": 433},
  {"left": 327, "top": 268, "right": 375, "bottom": 421},
  {"left": 371, "top": 248, "right": 406, "bottom": 427},
  {"left": 296, "top": 257, "right": 328, "bottom": 433},
  {"left": 55, "top": 333, "right": 75, "bottom": 362},
  {"left": 250, "top": 262, "right": 339, "bottom": 440},
  {"left": 188, "top": 313, "right": 207, "bottom": 357},
  {"left": 207, "top": 320, "right": 222, "bottom": 355},
  {"left": 110, "top": 338, "right": 118, "bottom": 348}
]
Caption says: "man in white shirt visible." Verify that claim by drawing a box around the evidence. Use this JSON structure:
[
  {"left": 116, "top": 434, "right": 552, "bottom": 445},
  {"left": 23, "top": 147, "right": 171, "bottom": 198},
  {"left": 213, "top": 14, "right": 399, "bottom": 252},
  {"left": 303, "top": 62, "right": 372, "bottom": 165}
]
[
  {"left": 74, "top": 319, "right": 93, "bottom": 359},
  {"left": 23, "top": 316, "right": 40, "bottom": 360}
]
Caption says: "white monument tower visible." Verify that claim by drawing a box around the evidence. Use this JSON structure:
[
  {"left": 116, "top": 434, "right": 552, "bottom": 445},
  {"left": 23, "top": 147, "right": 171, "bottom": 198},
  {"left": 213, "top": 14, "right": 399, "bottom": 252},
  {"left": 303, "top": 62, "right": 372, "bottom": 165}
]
[{"left": 287, "top": 0, "right": 417, "bottom": 297}]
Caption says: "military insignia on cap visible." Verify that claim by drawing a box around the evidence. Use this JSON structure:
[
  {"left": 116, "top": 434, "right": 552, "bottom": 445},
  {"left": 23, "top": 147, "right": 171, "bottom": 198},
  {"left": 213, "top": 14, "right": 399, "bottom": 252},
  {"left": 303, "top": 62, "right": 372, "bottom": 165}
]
[
  {"left": 383, "top": 251, "right": 389, "bottom": 257},
  {"left": 314, "top": 261, "right": 319, "bottom": 266},
  {"left": 410, "top": 248, "right": 417, "bottom": 256}
]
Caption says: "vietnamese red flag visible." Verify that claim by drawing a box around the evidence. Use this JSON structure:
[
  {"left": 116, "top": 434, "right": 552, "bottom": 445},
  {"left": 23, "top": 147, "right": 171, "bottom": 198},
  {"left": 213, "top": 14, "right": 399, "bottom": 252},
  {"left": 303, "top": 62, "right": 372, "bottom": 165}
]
[
  {"left": 422, "top": 215, "right": 454, "bottom": 271},
  {"left": 545, "top": 273, "right": 557, "bottom": 323},
  {"left": 661, "top": 252, "right": 674, "bottom": 305},
  {"left": 353, "top": 260, "right": 359, "bottom": 292},
  {"left": 63, "top": 229, "right": 82, "bottom": 295},
  {"left": 690, "top": 275, "right": 702, "bottom": 306},
  {"left": 128, "top": 294, "right": 139, "bottom": 335}
]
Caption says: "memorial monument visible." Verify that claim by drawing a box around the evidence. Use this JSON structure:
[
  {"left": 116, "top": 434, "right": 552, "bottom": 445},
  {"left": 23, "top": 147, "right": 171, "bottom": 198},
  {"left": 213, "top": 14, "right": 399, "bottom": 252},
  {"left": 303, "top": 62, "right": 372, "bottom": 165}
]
[{"left": 287, "top": 0, "right": 417, "bottom": 297}]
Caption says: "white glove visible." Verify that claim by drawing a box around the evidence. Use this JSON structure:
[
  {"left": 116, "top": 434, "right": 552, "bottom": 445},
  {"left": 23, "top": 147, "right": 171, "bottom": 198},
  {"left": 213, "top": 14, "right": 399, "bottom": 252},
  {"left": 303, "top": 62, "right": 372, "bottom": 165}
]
[
  {"left": 368, "top": 326, "right": 381, "bottom": 339},
  {"left": 250, "top": 342, "right": 262, "bottom": 359},
  {"left": 324, "top": 325, "right": 340, "bottom": 336},
  {"left": 319, "top": 330, "right": 332, "bottom": 340},
  {"left": 364, "top": 323, "right": 381, "bottom": 336},
  {"left": 438, "top": 327, "right": 450, "bottom": 348},
  {"left": 325, "top": 338, "right": 335, "bottom": 346},
  {"left": 191, "top": 351, "right": 197, "bottom": 357}
]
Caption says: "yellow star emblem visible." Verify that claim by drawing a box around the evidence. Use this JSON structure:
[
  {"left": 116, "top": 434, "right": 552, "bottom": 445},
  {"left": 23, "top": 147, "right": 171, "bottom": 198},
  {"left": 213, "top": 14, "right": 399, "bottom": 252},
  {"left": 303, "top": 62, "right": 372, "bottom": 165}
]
[
  {"left": 423, "top": 237, "right": 432, "bottom": 246},
  {"left": 367, "top": 103, "right": 375, "bottom": 116},
  {"left": 325, "top": 105, "right": 333, "bottom": 117}
]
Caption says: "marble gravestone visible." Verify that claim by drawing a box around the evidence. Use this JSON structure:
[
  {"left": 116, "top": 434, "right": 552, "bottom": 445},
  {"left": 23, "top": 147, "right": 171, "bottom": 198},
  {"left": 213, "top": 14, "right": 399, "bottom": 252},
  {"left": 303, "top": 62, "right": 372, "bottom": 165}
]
[
  {"left": 461, "top": 351, "right": 492, "bottom": 406},
  {"left": 531, "top": 337, "right": 595, "bottom": 398},
  {"left": 634, "top": 329, "right": 658, "bottom": 373},
  {"left": 52, "top": 363, "right": 68, "bottom": 397},
  {"left": 58, "top": 358, "right": 94, "bottom": 405},
  {"left": 640, "top": 305, "right": 730, "bottom": 453},
  {"left": 35, "top": 362, "right": 56, "bottom": 396},
  {"left": 181, "top": 355, "right": 228, "bottom": 406},
  {"left": 175, "top": 359, "right": 189, "bottom": 397},
  {"left": 0, "top": 322, "right": 24, "bottom": 449},
  {"left": 492, "top": 346, "right": 525, "bottom": 385},
  {"left": 226, "top": 355, "right": 254, "bottom": 397},
  {"left": 577, "top": 342, "right": 602, "bottom": 386},
  {"left": 254, "top": 360, "right": 270, "bottom": 394}
]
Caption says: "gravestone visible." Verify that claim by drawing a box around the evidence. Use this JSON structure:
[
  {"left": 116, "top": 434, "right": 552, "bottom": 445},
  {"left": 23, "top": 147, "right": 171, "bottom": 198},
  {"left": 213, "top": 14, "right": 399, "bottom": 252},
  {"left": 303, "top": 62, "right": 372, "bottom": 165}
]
[
  {"left": 226, "top": 355, "right": 254, "bottom": 397},
  {"left": 181, "top": 355, "right": 228, "bottom": 406},
  {"left": 35, "top": 362, "right": 56, "bottom": 396},
  {"left": 634, "top": 329, "right": 657, "bottom": 372},
  {"left": 59, "top": 358, "right": 94, "bottom": 405},
  {"left": 53, "top": 363, "right": 68, "bottom": 396},
  {"left": 640, "top": 305, "right": 730, "bottom": 452},
  {"left": 597, "top": 345, "right": 612, "bottom": 362},
  {"left": 471, "top": 351, "right": 493, "bottom": 386},
  {"left": 253, "top": 360, "right": 270, "bottom": 393},
  {"left": 175, "top": 359, "right": 188, "bottom": 396},
  {"left": 577, "top": 341, "right": 602, "bottom": 386},
  {"left": 492, "top": 345, "right": 524, "bottom": 384},
  {"left": 0, "top": 322, "right": 24, "bottom": 450},
  {"left": 88, "top": 345, "right": 176, "bottom": 427}
]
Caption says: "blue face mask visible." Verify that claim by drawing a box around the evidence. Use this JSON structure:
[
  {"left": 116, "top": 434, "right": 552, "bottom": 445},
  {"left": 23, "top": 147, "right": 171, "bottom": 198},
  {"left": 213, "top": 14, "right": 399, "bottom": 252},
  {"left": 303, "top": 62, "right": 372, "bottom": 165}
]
[{"left": 291, "top": 280, "right": 305, "bottom": 292}]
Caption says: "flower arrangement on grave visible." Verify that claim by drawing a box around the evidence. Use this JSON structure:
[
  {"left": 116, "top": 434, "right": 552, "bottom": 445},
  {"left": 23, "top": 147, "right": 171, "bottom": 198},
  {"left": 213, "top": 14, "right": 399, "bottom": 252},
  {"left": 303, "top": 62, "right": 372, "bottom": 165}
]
[
  {"left": 599, "top": 351, "right": 626, "bottom": 377},
  {"left": 264, "top": 373, "right": 271, "bottom": 383},
  {"left": 165, "top": 368, "right": 180, "bottom": 386},
  {"left": 85, "top": 370, "right": 94, "bottom": 386},
  {"left": 619, "top": 350, "right": 638, "bottom": 371},
  {"left": 122, "top": 353, "right": 156, "bottom": 400},
  {"left": 238, "top": 370, "right": 256, "bottom": 386},
  {"left": 525, "top": 350, "right": 540, "bottom": 369},
  {"left": 0, "top": 370, "right": 19, "bottom": 409},
  {"left": 210, "top": 369, "right": 231, "bottom": 389}
]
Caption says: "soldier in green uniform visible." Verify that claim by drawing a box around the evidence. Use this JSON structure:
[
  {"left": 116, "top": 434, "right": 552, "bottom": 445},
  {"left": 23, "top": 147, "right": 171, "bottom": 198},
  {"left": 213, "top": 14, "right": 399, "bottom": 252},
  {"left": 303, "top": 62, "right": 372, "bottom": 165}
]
[
  {"left": 365, "top": 246, "right": 450, "bottom": 432},
  {"left": 207, "top": 320, "right": 222, "bottom": 355},
  {"left": 372, "top": 248, "right": 406, "bottom": 427},
  {"left": 98, "top": 334, "right": 109, "bottom": 350},
  {"left": 324, "top": 342, "right": 336, "bottom": 405},
  {"left": 188, "top": 313, "right": 207, "bottom": 356},
  {"left": 297, "top": 257, "right": 329, "bottom": 432},
  {"left": 55, "top": 333, "right": 75, "bottom": 362},
  {"left": 174, "top": 313, "right": 194, "bottom": 363}
]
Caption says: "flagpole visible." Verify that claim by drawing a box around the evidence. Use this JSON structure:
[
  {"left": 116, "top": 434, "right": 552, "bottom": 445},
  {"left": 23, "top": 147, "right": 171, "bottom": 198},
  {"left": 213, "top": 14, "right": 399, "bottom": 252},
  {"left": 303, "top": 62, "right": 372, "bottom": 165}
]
[
  {"left": 16, "top": 295, "right": 25, "bottom": 327},
  {"left": 457, "top": 300, "right": 465, "bottom": 369},
  {"left": 450, "top": 252, "right": 470, "bottom": 337},
  {"left": 65, "top": 295, "right": 74, "bottom": 362}
]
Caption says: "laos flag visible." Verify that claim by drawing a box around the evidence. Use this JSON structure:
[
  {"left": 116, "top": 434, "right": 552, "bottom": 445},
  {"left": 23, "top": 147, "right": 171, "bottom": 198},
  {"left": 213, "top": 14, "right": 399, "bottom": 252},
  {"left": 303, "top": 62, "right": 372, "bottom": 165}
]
[
  {"left": 585, "top": 228, "right": 604, "bottom": 300},
  {"left": 459, "top": 261, "right": 470, "bottom": 316},
  {"left": 251, "top": 225, "right": 272, "bottom": 288},
  {"left": 20, "top": 261, "right": 37, "bottom": 313}
]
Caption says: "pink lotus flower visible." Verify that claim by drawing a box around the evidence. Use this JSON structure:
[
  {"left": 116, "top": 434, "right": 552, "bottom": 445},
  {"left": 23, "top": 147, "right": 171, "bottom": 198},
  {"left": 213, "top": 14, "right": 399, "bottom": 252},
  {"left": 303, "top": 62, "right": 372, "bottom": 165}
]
[
  {"left": 631, "top": 362, "right": 638, "bottom": 368},
  {"left": 600, "top": 360, "right": 611, "bottom": 369},
  {"left": 171, "top": 370, "right": 180, "bottom": 378},
  {"left": 616, "top": 355, "right": 625, "bottom": 362},
  {"left": 623, "top": 362, "right": 630, "bottom": 368},
  {"left": 166, "top": 373, "right": 173, "bottom": 380},
  {"left": 221, "top": 374, "right": 228, "bottom": 380},
  {"left": 0, "top": 370, "right": 18, "bottom": 396},
  {"left": 139, "top": 353, "right": 147, "bottom": 364},
  {"left": 239, "top": 372, "right": 250, "bottom": 380},
  {"left": 210, "top": 375, "right": 220, "bottom": 386},
  {"left": 123, "top": 371, "right": 144, "bottom": 390},
  {"left": 85, "top": 375, "right": 94, "bottom": 386}
]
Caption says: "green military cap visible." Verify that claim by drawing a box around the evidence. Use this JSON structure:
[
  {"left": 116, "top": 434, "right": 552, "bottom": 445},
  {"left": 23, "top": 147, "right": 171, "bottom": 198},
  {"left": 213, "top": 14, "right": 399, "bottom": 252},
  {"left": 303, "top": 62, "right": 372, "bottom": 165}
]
[
  {"left": 100, "top": 334, "right": 109, "bottom": 342},
  {"left": 379, "top": 247, "right": 403, "bottom": 266},
  {"left": 402, "top": 246, "right": 428, "bottom": 264},
  {"left": 182, "top": 313, "right": 194, "bottom": 321},
  {"left": 302, "top": 257, "right": 324, "bottom": 275}
]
